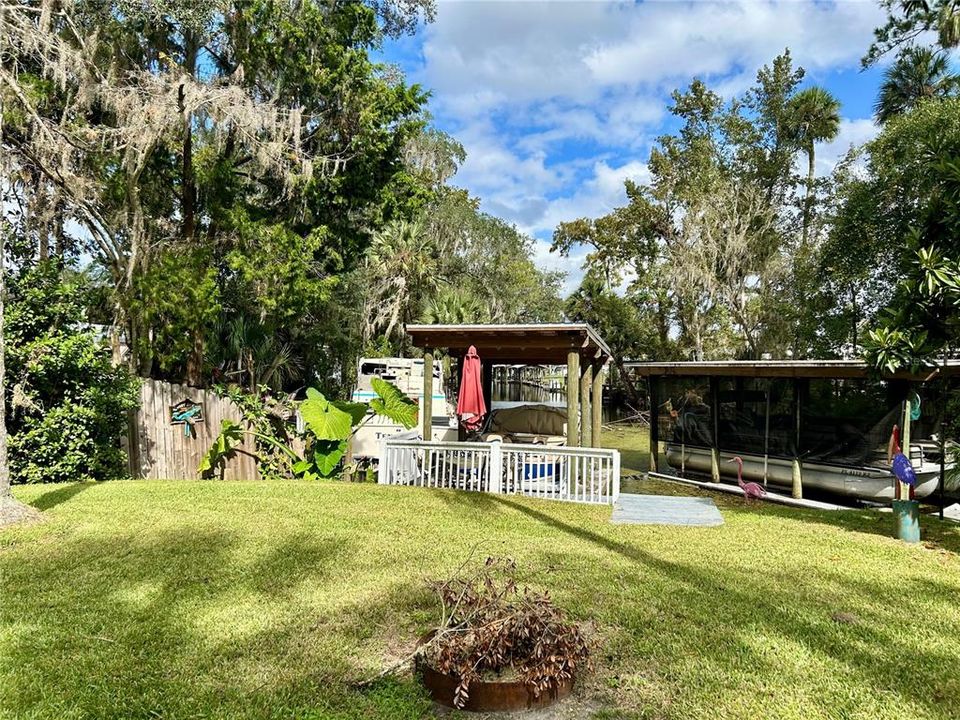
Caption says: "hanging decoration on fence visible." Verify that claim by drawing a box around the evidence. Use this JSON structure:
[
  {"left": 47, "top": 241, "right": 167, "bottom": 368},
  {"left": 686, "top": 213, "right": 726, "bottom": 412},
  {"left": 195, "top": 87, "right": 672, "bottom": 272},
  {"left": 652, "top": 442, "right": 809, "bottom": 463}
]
[{"left": 170, "top": 399, "right": 204, "bottom": 438}]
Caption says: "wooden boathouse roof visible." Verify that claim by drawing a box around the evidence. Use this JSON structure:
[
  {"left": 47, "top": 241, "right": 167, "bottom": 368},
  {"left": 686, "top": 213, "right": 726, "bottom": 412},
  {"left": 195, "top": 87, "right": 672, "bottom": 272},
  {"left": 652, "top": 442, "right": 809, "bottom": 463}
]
[
  {"left": 624, "top": 359, "right": 960, "bottom": 381},
  {"left": 405, "top": 323, "right": 613, "bottom": 365}
]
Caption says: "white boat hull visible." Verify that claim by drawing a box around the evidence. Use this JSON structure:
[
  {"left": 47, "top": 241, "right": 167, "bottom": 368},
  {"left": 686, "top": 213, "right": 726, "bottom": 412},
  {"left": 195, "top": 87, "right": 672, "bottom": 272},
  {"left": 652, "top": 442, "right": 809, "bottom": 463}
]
[
  {"left": 351, "top": 414, "right": 457, "bottom": 459},
  {"left": 664, "top": 445, "right": 949, "bottom": 501}
]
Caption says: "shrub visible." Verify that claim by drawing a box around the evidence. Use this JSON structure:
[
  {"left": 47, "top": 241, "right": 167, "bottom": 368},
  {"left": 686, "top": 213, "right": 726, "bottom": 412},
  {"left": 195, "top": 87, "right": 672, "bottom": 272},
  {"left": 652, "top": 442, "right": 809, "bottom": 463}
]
[{"left": 6, "top": 262, "right": 139, "bottom": 484}]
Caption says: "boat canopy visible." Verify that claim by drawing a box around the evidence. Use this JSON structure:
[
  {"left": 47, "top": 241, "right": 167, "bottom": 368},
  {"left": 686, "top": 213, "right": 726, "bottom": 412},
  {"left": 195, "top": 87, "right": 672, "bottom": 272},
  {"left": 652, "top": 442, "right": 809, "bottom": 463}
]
[
  {"left": 407, "top": 323, "right": 612, "bottom": 364},
  {"left": 406, "top": 323, "right": 613, "bottom": 448},
  {"left": 625, "top": 359, "right": 960, "bottom": 381},
  {"left": 626, "top": 360, "right": 954, "bottom": 497}
]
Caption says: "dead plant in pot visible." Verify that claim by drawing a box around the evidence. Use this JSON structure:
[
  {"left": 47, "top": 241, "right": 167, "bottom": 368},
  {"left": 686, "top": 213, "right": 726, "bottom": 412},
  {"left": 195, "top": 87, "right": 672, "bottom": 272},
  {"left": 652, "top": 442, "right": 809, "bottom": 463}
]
[{"left": 417, "top": 557, "right": 593, "bottom": 710}]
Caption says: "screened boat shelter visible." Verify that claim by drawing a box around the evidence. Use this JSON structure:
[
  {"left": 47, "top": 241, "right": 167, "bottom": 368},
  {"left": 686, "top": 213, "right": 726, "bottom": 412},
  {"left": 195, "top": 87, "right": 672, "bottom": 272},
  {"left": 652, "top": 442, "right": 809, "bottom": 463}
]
[
  {"left": 627, "top": 360, "right": 960, "bottom": 499},
  {"left": 406, "top": 324, "right": 613, "bottom": 448}
]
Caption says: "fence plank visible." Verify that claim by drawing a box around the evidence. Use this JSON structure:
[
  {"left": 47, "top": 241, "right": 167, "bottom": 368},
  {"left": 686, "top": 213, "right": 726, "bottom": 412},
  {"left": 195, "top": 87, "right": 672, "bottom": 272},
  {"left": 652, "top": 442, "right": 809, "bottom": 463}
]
[
  {"left": 152, "top": 379, "right": 165, "bottom": 479},
  {"left": 126, "top": 378, "right": 265, "bottom": 481}
]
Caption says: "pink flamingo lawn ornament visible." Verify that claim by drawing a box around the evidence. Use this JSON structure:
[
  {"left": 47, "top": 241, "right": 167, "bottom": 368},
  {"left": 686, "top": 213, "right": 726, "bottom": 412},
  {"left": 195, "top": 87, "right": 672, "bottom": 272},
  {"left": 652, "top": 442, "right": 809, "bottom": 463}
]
[{"left": 728, "top": 456, "right": 767, "bottom": 502}]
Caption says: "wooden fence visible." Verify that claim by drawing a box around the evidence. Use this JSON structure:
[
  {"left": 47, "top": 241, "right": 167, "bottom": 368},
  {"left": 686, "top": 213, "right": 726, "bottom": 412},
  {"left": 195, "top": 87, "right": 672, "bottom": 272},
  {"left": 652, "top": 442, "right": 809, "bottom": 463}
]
[{"left": 125, "top": 378, "right": 259, "bottom": 480}]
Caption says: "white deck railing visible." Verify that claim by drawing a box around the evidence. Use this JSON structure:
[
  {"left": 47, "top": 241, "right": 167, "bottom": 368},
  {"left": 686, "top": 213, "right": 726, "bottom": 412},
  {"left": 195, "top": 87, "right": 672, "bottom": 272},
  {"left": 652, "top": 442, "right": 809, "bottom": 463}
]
[{"left": 378, "top": 439, "right": 620, "bottom": 505}]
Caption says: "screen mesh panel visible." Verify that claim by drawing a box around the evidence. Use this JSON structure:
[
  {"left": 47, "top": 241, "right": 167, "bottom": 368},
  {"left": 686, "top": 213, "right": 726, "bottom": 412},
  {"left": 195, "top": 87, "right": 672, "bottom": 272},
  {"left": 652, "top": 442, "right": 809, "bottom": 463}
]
[
  {"left": 657, "top": 377, "right": 714, "bottom": 448},
  {"left": 799, "top": 378, "right": 903, "bottom": 468},
  {"left": 717, "top": 378, "right": 795, "bottom": 457}
]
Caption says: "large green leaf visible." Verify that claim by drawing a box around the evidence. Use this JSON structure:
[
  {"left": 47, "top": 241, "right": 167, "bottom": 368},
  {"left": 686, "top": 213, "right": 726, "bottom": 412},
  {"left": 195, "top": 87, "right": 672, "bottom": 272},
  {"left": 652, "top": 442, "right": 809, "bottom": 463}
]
[
  {"left": 369, "top": 377, "right": 418, "bottom": 429},
  {"left": 332, "top": 400, "right": 369, "bottom": 426},
  {"left": 313, "top": 439, "right": 348, "bottom": 477},
  {"left": 300, "top": 390, "right": 354, "bottom": 441},
  {"left": 198, "top": 420, "right": 244, "bottom": 475}
]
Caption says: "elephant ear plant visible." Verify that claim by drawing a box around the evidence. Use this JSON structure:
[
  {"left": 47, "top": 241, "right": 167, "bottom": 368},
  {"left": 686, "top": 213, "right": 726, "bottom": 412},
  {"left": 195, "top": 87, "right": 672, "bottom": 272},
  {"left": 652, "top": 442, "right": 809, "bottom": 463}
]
[{"left": 199, "top": 378, "right": 417, "bottom": 480}]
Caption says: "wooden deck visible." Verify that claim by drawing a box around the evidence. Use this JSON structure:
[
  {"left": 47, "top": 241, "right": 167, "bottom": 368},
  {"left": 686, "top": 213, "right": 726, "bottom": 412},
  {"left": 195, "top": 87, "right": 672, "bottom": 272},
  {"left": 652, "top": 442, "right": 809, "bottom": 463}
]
[{"left": 611, "top": 494, "right": 724, "bottom": 526}]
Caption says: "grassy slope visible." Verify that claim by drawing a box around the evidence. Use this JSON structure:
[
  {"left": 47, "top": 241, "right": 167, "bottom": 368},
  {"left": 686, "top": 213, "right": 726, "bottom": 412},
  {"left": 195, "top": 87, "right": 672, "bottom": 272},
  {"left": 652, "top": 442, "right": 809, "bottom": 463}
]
[{"left": 2, "top": 449, "right": 960, "bottom": 718}]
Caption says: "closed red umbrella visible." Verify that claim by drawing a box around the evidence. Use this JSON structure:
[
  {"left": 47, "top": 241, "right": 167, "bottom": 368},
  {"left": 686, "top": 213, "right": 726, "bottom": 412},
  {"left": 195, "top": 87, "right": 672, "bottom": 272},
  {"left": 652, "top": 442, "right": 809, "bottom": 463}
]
[{"left": 457, "top": 345, "right": 487, "bottom": 430}]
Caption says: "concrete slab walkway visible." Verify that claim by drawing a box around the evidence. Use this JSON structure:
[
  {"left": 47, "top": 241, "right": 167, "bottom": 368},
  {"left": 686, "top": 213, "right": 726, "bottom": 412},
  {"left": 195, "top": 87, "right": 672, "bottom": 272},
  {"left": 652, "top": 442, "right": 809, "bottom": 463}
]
[{"left": 611, "top": 493, "right": 724, "bottom": 526}]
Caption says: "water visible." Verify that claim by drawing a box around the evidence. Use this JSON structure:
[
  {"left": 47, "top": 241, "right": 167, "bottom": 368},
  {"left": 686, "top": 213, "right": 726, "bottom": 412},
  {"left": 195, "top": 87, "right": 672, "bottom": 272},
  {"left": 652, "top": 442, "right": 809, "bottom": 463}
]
[{"left": 491, "top": 380, "right": 635, "bottom": 424}]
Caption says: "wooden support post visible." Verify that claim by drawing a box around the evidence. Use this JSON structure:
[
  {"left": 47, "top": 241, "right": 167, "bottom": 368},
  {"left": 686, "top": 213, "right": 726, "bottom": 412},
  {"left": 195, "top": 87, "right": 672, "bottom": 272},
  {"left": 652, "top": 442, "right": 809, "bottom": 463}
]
[
  {"left": 792, "top": 378, "right": 803, "bottom": 499},
  {"left": 710, "top": 377, "right": 721, "bottom": 482},
  {"left": 580, "top": 362, "right": 593, "bottom": 447},
  {"left": 648, "top": 376, "right": 659, "bottom": 473},
  {"left": 900, "top": 394, "right": 913, "bottom": 500},
  {"left": 566, "top": 349, "right": 580, "bottom": 447},
  {"left": 422, "top": 348, "right": 433, "bottom": 442},
  {"left": 482, "top": 360, "right": 493, "bottom": 420},
  {"left": 591, "top": 361, "right": 603, "bottom": 448}
]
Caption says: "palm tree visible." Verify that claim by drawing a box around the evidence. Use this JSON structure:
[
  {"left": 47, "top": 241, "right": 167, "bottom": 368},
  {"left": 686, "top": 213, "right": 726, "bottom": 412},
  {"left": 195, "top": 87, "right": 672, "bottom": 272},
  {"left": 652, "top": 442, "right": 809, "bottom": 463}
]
[
  {"left": 420, "top": 287, "right": 489, "bottom": 325},
  {"left": 363, "top": 220, "right": 439, "bottom": 349},
  {"left": 874, "top": 46, "right": 959, "bottom": 123},
  {"left": 786, "top": 86, "right": 841, "bottom": 247},
  {"left": 942, "top": 1, "right": 960, "bottom": 48},
  {"left": 208, "top": 316, "right": 304, "bottom": 392}
]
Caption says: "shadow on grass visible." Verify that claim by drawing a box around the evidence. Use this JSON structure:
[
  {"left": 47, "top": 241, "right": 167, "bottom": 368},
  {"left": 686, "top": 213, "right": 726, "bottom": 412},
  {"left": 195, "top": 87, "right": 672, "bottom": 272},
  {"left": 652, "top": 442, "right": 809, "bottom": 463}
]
[
  {"left": 0, "top": 525, "right": 434, "bottom": 720},
  {"left": 2, "top": 488, "right": 959, "bottom": 719},
  {"left": 745, "top": 504, "right": 960, "bottom": 555},
  {"left": 27, "top": 482, "right": 94, "bottom": 511},
  {"left": 490, "top": 494, "right": 960, "bottom": 717}
]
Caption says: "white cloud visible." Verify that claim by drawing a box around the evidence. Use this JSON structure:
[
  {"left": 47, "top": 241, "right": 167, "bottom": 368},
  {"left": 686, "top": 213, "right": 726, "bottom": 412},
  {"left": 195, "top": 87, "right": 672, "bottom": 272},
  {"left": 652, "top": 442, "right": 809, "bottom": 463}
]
[
  {"left": 583, "top": 1, "right": 881, "bottom": 89},
  {"left": 531, "top": 159, "right": 651, "bottom": 236},
  {"left": 532, "top": 237, "right": 587, "bottom": 295},
  {"left": 816, "top": 117, "right": 879, "bottom": 176},
  {"left": 533, "top": 157, "right": 651, "bottom": 295},
  {"left": 394, "top": 0, "right": 888, "bottom": 287}
]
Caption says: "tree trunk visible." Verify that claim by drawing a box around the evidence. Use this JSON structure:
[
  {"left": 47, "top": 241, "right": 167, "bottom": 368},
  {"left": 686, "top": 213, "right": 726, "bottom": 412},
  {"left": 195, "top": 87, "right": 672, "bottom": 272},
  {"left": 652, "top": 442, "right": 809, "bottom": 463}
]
[
  {"left": 656, "top": 295, "right": 670, "bottom": 348},
  {"left": 692, "top": 307, "right": 704, "bottom": 361},
  {"left": 612, "top": 354, "right": 643, "bottom": 408},
  {"left": 35, "top": 171, "right": 49, "bottom": 261},
  {"left": 792, "top": 146, "right": 816, "bottom": 359},
  {"left": 0, "top": 228, "right": 10, "bottom": 501},
  {"left": 186, "top": 328, "right": 204, "bottom": 388},
  {"left": 850, "top": 283, "right": 858, "bottom": 355},
  {"left": 181, "top": 32, "right": 204, "bottom": 387},
  {"left": 53, "top": 190, "right": 66, "bottom": 259},
  {"left": 801, "top": 146, "right": 815, "bottom": 248}
]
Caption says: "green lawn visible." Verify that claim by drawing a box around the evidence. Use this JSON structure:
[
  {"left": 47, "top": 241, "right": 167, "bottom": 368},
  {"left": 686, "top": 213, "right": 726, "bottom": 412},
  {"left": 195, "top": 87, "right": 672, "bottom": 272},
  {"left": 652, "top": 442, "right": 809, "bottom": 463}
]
[
  {"left": 604, "top": 425, "right": 650, "bottom": 475},
  {"left": 2, "top": 467, "right": 960, "bottom": 719}
]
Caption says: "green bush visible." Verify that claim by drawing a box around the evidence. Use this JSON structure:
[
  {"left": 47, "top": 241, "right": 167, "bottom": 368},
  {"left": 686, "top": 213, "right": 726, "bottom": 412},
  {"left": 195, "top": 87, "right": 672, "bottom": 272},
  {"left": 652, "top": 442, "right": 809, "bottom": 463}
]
[{"left": 6, "top": 262, "right": 139, "bottom": 484}]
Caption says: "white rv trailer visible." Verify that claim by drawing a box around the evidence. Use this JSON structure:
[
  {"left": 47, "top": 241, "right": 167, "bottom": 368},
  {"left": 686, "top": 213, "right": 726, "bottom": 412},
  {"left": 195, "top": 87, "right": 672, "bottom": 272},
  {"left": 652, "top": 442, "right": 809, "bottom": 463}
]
[{"left": 350, "top": 357, "right": 457, "bottom": 458}]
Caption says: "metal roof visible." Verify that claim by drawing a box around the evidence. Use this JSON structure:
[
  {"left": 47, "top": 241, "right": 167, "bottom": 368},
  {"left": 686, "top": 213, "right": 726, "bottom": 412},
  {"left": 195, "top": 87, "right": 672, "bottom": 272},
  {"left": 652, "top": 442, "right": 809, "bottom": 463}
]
[
  {"left": 405, "top": 323, "right": 612, "bottom": 364},
  {"left": 624, "top": 359, "right": 960, "bottom": 381}
]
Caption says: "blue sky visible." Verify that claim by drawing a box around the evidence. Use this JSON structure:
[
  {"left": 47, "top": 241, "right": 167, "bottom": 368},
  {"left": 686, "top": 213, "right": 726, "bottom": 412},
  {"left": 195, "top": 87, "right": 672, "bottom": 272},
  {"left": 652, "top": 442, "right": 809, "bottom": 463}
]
[{"left": 380, "top": 1, "right": 891, "bottom": 290}]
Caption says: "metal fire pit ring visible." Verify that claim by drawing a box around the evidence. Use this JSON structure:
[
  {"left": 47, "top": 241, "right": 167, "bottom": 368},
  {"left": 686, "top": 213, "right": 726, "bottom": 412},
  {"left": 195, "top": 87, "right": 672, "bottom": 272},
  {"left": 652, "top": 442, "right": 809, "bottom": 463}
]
[{"left": 416, "top": 656, "right": 574, "bottom": 713}]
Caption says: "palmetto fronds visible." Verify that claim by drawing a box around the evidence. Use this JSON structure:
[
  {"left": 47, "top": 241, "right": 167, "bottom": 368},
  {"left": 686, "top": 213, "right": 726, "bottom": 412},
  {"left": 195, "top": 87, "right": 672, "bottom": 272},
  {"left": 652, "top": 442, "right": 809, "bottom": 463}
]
[
  {"left": 420, "top": 287, "right": 489, "bottom": 325},
  {"left": 875, "top": 47, "right": 959, "bottom": 122},
  {"left": 362, "top": 219, "right": 439, "bottom": 344}
]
